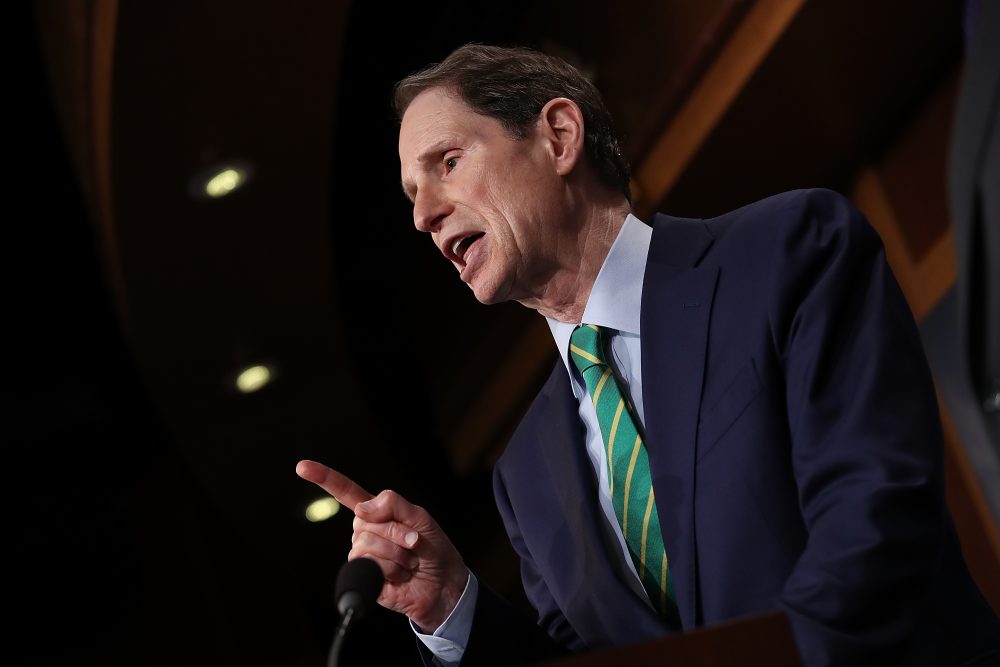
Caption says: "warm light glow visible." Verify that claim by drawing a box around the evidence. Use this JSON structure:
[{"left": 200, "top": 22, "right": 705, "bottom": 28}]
[
  {"left": 235, "top": 365, "right": 272, "bottom": 393},
  {"left": 204, "top": 167, "right": 246, "bottom": 198},
  {"left": 305, "top": 497, "right": 341, "bottom": 522}
]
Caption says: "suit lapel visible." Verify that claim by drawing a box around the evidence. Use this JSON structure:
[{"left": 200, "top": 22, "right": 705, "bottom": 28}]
[
  {"left": 641, "top": 214, "right": 718, "bottom": 629},
  {"left": 535, "top": 365, "right": 668, "bottom": 645}
]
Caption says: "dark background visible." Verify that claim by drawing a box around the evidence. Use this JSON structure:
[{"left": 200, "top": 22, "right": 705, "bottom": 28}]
[
  {"left": 11, "top": 1, "right": 992, "bottom": 665},
  {"left": 12, "top": 3, "right": 544, "bottom": 664}
]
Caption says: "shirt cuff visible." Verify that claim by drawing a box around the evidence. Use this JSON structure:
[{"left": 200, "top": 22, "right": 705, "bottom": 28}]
[{"left": 411, "top": 571, "right": 478, "bottom": 666}]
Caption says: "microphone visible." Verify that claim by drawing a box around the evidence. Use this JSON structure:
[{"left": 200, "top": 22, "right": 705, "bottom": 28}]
[
  {"left": 328, "top": 558, "right": 384, "bottom": 667},
  {"left": 336, "top": 557, "right": 384, "bottom": 619}
]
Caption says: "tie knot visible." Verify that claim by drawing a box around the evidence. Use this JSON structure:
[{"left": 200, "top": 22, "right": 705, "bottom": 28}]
[{"left": 569, "top": 324, "right": 607, "bottom": 374}]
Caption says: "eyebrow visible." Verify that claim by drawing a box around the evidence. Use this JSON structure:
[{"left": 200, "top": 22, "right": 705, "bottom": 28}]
[
  {"left": 413, "top": 140, "right": 457, "bottom": 169},
  {"left": 400, "top": 139, "right": 459, "bottom": 204}
]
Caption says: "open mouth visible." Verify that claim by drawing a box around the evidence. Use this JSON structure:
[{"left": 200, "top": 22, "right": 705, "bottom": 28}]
[{"left": 452, "top": 232, "right": 485, "bottom": 263}]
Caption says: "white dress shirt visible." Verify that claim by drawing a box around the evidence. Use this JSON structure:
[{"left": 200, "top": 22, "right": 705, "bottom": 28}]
[{"left": 414, "top": 214, "right": 653, "bottom": 664}]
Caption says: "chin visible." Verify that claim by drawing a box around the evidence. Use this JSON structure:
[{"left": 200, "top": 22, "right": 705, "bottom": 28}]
[
  {"left": 468, "top": 277, "right": 511, "bottom": 306},
  {"left": 470, "top": 288, "right": 503, "bottom": 305}
]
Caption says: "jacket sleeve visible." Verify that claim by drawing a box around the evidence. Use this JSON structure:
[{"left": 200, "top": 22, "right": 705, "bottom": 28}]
[
  {"left": 434, "top": 464, "right": 581, "bottom": 666},
  {"left": 767, "top": 189, "right": 949, "bottom": 666}
]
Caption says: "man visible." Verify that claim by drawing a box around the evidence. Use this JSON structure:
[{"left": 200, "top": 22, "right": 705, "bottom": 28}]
[{"left": 297, "top": 44, "right": 1000, "bottom": 666}]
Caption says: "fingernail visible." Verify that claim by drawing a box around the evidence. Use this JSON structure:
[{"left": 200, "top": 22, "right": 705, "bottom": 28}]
[
  {"left": 405, "top": 531, "right": 418, "bottom": 547},
  {"left": 355, "top": 501, "right": 370, "bottom": 514}
]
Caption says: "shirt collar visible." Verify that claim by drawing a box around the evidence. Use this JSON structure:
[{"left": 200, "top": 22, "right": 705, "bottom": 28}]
[{"left": 546, "top": 213, "right": 652, "bottom": 375}]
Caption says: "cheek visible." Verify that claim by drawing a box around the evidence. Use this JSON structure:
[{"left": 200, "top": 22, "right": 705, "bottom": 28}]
[
  {"left": 479, "top": 177, "right": 522, "bottom": 239},
  {"left": 479, "top": 157, "right": 548, "bottom": 254}
]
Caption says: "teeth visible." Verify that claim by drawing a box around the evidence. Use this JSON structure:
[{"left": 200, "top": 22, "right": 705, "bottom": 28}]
[{"left": 452, "top": 237, "right": 465, "bottom": 258}]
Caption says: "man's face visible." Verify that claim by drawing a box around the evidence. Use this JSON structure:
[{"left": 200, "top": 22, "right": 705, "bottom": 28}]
[{"left": 399, "top": 87, "right": 566, "bottom": 305}]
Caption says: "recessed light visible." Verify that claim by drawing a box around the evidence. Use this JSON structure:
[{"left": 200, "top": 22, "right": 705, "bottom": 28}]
[
  {"left": 204, "top": 167, "right": 246, "bottom": 198},
  {"left": 188, "top": 161, "right": 253, "bottom": 200},
  {"left": 235, "top": 364, "right": 272, "bottom": 393},
  {"left": 305, "top": 497, "right": 341, "bottom": 522}
]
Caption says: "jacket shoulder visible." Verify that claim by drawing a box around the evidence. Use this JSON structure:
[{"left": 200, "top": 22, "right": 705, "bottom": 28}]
[
  {"left": 697, "top": 189, "right": 879, "bottom": 262},
  {"left": 707, "top": 188, "right": 867, "bottom": 232}
]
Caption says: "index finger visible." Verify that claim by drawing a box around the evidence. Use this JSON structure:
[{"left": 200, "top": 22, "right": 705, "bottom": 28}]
[{"left": 296, "top": 459, "right": 373, "bottom": 512}]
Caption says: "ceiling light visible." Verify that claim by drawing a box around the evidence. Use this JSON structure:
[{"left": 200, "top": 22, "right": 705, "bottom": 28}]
[
  {"left": 204, "top": 167, "right": 246, "bottom": 198},
  {"left": 305, "top": 497, "right": 340, "bottom": 522},
  {"left": 235, "top": 364, "right": 272, "bottom": 393},
  {"left": 188, "top": 161, "right": 253, "bottom": 200}
]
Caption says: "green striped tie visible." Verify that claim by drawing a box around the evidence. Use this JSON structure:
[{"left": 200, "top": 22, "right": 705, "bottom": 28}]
[{"left": 569, "top": 324, "right": 678, "bottom": 619}]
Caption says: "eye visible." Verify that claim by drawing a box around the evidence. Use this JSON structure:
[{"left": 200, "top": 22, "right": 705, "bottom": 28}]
[{"left": 445, "top": 156, "right": 459, "bottom": 172}]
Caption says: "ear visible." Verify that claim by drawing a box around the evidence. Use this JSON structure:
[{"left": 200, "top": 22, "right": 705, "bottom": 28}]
[{"left": 537, "top": 98, "right": 585, "bottom": 177}]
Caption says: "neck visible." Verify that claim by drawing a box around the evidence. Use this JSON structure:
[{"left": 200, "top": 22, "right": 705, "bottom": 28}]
[{"left": 518, "top": 199, "right": 631, "bottom": 322}]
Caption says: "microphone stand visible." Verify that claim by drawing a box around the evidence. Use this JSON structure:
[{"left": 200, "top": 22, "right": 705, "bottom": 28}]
[
  {"left": 327, "top": 558, "right": 383, "bottom": 667},
  {"left": 327, "top": 606, "right": 356, "bottom": 667}
]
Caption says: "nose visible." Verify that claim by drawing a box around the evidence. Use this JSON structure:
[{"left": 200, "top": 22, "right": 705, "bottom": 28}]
[{"left": 413, "top": 184, "right": 452, "bottom": 233}]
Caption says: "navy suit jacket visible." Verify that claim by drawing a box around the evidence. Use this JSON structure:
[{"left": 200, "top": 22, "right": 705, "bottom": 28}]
[{"left": 458, "top": 190, "right": 999, "bottom": 667}]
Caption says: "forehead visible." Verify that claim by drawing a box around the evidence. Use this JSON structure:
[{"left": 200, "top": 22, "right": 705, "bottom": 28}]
[{"left": 398, "top": 88, "right": 503, "bottom": 164}]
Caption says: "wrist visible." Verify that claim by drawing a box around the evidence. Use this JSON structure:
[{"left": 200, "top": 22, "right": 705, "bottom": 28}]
[{"left": 413, "top": 569, "right": 470, "bottom": 632}]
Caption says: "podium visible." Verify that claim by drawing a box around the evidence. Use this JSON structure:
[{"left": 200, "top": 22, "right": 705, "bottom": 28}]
[{"left": 532, "top": 612, "right": 803, "bottom": 667}]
